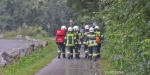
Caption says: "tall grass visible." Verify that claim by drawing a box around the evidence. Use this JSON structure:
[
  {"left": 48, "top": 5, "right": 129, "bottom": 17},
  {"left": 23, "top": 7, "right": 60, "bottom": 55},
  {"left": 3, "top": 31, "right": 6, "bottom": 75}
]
[{"left": 3, "top": 24, "right": 48, "bottom": 39}]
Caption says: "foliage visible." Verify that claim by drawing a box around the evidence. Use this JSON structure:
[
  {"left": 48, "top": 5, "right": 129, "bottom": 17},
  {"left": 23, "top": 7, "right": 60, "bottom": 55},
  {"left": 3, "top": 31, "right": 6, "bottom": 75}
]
[
  {"left": 3, "top": 24, "right": 48, "bottom": 39},
  {"left": 67, "top": 0, "right": 150, "bottom": 74},
  {"left": 0, "top": 0, "right": 74, "bottom": 36},
  {"left": 67, "top": 0, "right": 105, "bottom": 33},
  {"left": 100, "top": 0, "right": 150, "bottom": 75},
  {"left": 67, "top": 0, "right": 99, "bottom": 15},
  {"left": 0, "top": 39, "right": 57, "bottom": 75}
]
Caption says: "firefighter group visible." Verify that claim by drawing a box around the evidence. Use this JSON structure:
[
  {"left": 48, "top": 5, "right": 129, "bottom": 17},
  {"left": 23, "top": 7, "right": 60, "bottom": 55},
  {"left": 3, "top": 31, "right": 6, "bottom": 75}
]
[{"left": 55, "top": 23, "right": 102, "bottom": 61}]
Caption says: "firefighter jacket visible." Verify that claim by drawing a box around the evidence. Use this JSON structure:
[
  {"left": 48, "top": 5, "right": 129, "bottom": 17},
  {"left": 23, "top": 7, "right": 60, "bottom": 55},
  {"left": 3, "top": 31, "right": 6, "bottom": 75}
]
[
  {"left": 94, "top": 30, "right": 100, "bottom": 37},
  {"left": 83, "top": 29, "right": 89, "bottom": 37},
  {"left": 74, "top": 31, "right": 82, "bottom": 44},
  {"left": 83, "top": 31, "right": 89, "bottom": 45},
  {"left": 84, "top": 33, "right": 98, "bottom": 47},
  {"left": 65, "top": 32, "right": 76, "bottom": 46}
]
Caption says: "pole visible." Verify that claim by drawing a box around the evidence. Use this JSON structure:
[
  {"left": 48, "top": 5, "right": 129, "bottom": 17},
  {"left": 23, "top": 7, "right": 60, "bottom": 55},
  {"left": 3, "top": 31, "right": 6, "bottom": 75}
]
[
  {"left": 48, "top": 28, "right": 49, "bottom": 36},
  {"left": 2, "top": 25, "right": 5, "bottom": 32},
  {"left": 47, "top": 23, "right": 50, "bottom": 37},
  {"left": 70, "top": 23, "right": 72, "bottom": 27}
]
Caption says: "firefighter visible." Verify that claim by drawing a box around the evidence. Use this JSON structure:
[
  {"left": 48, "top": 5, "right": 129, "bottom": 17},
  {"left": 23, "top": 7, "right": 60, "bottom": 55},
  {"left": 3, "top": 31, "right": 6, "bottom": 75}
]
[
  {"left": 65, "top": 27, "right": 76, "bottom": 59},
  {"left": 94, "top": 26, "right": 101, "bottom": 58},
  {"left": 84, "top": 27, "right": 98, "bottom": 61},
  {"left": 73, "top": 26, "right": 82, "bottom": 59},
  {"left": 83, "top": 25, "right": 90, "bottom": 58},
  {"left": 56, "top": 26, "right": 66, "bottom": 59}
]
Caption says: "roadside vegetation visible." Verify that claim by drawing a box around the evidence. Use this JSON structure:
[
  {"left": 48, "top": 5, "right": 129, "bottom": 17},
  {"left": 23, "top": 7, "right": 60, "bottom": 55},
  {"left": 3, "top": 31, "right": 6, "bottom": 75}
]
[
  {"left": 0, "top": 0, "right": 149, "bottom": 75},
  {"left": 100, "top": 0, "right": 150, "bottom": 75},
  {"left": 67, "top": 0, "right": 150, "bottom": 75},
  {"left": 0, "top": 25, "right": 57, "bottom": 75},
  {"left": 2, "top": 23, "right": 48, "bottom": 39},
  {"left": 0, "top": 39, "right": 57, "bottom": 75}
]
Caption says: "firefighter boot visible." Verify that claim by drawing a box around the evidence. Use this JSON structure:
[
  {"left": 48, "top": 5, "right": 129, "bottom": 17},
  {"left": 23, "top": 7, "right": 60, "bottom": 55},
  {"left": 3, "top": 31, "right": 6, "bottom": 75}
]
[
  {"left": 97, "top": 54, "right": 100, "bottom": 58},
  {"left": 58, "top": 52, "right": 61, "bottom": 59},
  {"left": 85, "top": 54, "right": 88, "bottom": 58},
  {"left": 89, "top": 56, "right": 92, "bottom": 60},
  {"left": 67, "top": 55, "right": 70, "bottom": 59},
  {"left": 75, "top": 54, "right": 78, "bottom": 58},
  {"left": 75, "top": 54, "right": 80, "bottom": 59},
  {"left": 94, "top": 57, "right": 97, "bottom": 61},
  {"left": 63, "top": 54, "right": 66, "bottom": 58},
  {"left": 68, "top": 56, "right": 70, "bottom": 59},
  {"left": 77, "top": 55, "right": 80, "bottom": 59},
  {"left": 70, "top": 55, "right": 73, "bottom": 59}
]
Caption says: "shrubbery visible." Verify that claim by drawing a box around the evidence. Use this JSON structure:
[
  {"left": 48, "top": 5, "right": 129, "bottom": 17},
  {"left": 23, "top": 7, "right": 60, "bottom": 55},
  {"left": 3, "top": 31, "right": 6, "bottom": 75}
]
[
  {"left": 3, "top": 23, "right": 48, "bottom": 39},
  {"left": 100, "top": 0, "right": 150, "bottom": 75}
]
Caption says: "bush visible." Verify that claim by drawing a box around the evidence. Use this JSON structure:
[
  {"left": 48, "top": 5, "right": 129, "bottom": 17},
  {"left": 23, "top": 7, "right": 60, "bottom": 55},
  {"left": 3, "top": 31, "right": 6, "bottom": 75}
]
[
  {"left": 100, "top": 0, "right": 150, "bottom": 75},
  {"left": 3, "top": 24, "right": 48, "bottom": 39},
  {"left": 0, "top": 39, "right": 57, "bottom": 75}
]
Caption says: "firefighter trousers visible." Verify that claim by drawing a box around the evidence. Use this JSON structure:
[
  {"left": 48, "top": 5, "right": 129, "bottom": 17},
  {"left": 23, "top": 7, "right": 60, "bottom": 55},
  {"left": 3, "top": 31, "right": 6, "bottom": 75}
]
[
  {"left": 97, "top": 43, "right": 101, "bottom": 58},
  {"left": 74, "top": 44, "right": 80, "bottom": 58},
  {"left": 88, "top": 46, "right": 98, "bottom": 61},
  {"left": 84, "top": 44, "right": 88, "bottom": 57},
  {"left": 57, "top": 43, "right": 66, "bottom": 58},
  {"left": 67, "top": 46, "right": 74, "bottom": 59}
]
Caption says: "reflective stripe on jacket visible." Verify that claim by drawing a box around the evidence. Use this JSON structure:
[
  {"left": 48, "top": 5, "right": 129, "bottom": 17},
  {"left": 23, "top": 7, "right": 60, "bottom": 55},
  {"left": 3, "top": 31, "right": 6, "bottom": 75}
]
[
  {"left": 87, "top": 34, "right": 97, "bottom": 47},
  {"left": 83, "top": 32, "right": 89, "bottom": 45},
  {"left": 65, "top": 33, "right": 75, "bottom": 46},
  {"left": 74, "top": 32, "right": 82, "bottom": 44},
  {"left": 95, "top": 31, "right": 100, "bottom": 36}
]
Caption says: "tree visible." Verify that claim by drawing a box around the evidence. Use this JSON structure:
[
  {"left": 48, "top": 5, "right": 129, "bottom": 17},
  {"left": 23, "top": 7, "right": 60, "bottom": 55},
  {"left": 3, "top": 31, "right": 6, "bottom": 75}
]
[{"left": 0, "top": 0, "right": 74, "bottom": 36}]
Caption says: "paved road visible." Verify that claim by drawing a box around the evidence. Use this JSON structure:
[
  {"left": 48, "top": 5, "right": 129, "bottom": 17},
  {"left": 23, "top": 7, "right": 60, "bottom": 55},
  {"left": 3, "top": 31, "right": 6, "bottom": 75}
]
[
  {"left": 0, "top": 39, "right": 32, "bottom": 53},
  {"left": 35, "top": 45, "right": 102, "bottom": 75}
]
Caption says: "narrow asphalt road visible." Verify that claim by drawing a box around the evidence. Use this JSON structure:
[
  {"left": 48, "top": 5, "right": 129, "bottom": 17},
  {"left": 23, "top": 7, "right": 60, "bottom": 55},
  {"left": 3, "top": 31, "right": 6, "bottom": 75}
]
[
  {"left": 0, "top": 39, "right": 32, "bottom": 53},
  {"left": 35, "top": 37, "right": 102, "bottom": 75}
]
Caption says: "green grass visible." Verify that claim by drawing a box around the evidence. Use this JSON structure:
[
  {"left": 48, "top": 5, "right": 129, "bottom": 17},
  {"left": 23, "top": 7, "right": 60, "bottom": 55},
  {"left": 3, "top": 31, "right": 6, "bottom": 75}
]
[
  {"left": 0, "top": 39, "right": 57, "bottom": 75},
  {"left": 99, "top": 55, "right": 114, "bottom": 75},
  {"left": 99, "top": 52, "right": 124, "bottom": 75}
]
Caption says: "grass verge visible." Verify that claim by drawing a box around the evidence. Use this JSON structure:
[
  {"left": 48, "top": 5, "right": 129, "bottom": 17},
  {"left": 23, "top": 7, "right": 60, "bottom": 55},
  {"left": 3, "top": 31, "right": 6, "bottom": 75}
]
[
  {"left": 99, "top": 51, "right": 124, "bottom": 75},
  {"left": 99, "top": 55, "right": 114, "bottom": 75},
  {"left": 0, "top": 38, "right": 57, "bottom": 75}
]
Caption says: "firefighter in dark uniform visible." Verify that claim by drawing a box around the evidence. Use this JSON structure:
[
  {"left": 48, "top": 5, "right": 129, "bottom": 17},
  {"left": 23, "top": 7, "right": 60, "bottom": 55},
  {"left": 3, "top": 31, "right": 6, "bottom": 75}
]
[
  {"left": 65, "top": 27, "right": 76, "bottom": 59},
  {"left": 73, "top": 26, "right": 82, "bottom": 59},
  {"left": 57, "top": 26, "right": 66, "bottom": 59},
  {"left": 83, "top": 25, "right": 90, "bottom": 58},
  {"left": 84, "top": 27, "right": 98, "bottom": 61},
  {"left": 94, "top": 26, "right": 101, "bottom": 58}
]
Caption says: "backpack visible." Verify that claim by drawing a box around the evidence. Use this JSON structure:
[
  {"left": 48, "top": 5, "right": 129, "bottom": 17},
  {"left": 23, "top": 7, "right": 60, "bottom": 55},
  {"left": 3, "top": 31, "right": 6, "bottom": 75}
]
[
  {"left": 56, "top": 30, "right": 66, "bottom": 43},
  {"left": 96, "top": 36, "right": 101, "bottom": 43}
]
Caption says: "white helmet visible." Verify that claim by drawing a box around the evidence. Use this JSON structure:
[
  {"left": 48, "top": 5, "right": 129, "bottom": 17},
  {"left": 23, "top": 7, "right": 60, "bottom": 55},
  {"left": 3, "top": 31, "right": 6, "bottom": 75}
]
[
  {"left": 89, "top": 27, "right": 94, "bottom": 32},
  {"left": 76, "top": 26, "right": 79, "bottom": 31},
  {"left": 95, "top": 26, "right": 99, "bottom": 29},
  {"left": 61, "top": 26, "right": 66, "bottom": 30},
  {"left": 73, "top": 26, "right": 79, "bottom": 31},
  {"left": 68, "top": 27, "right": 73, "bottom": 31},
  {"left": 85, "top": 25, "right": 89, "bottom": 29},
  {"left": 73, "top": 26, "right": 76, "bottom": 30}
]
